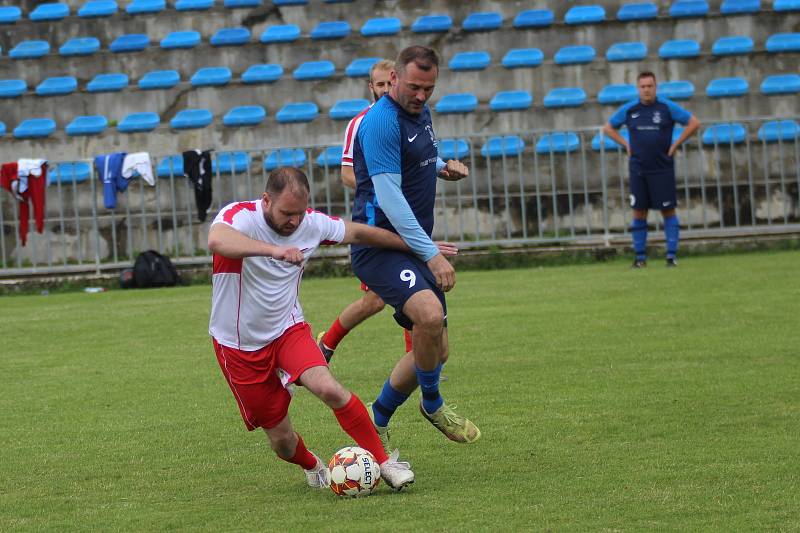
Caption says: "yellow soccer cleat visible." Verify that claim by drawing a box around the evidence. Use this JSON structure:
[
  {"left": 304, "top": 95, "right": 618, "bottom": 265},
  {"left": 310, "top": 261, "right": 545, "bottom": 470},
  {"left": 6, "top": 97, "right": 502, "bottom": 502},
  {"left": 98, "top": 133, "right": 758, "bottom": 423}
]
[{"left": 420, "top": 402, "right": 481, "bottom": 444}]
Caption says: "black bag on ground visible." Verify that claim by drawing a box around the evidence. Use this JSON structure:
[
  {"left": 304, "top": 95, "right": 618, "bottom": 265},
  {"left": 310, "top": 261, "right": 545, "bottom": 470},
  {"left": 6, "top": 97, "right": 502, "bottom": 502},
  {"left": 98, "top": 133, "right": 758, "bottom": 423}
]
[{"left": 133, "top": 250, "right": 180, "bottom": 288}]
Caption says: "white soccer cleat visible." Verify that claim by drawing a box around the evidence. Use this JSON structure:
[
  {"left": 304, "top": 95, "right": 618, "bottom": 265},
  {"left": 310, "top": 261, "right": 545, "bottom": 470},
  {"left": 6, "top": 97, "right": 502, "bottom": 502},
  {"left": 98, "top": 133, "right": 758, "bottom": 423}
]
[
  {"left": 304, "top": 455, "right": 331, "bottom": 489},
  {"left": 379, "top": 449, "right": 415, "bottom": 491}
]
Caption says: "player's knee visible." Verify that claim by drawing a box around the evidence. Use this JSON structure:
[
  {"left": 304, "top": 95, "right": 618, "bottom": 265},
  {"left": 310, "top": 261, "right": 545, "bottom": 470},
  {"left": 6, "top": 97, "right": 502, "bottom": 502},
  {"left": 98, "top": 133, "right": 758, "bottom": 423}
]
[
  {"left": 266, "top": 429, "right": 296, "bottom": 458},
  {"left": 305, "top": 373, "right": 349, "bottom": 407},
  {"left": 362, "top": 292, "right": 385, "bottom": 315},
  {"left": 413, "top": 307, "right": 445, "bottom": 334}
]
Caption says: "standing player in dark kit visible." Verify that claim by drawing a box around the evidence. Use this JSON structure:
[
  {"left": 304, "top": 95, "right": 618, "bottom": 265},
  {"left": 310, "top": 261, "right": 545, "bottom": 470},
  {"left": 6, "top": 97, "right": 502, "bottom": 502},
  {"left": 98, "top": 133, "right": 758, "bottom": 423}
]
[{"left": 603, "top": 71, "right": 701, "bottom": 267}]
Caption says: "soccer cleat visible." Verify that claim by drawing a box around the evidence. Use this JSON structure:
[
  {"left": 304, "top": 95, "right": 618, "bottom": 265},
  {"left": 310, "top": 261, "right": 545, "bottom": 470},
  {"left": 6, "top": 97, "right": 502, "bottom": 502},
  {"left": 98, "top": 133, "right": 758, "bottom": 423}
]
[
  {"left": 316, "top": 331, "right": 335, "bottom": 363},
  {"left": 666, "top": 257, "right": 678, "bottom": 267},
  {"left": 366, "top": 402, "right": 392, "bottom": 456},
  {"left": 304, "top": 455, "right": 331, "bottom": 489},
  {"left": 379, "top": 449, "right": 415, "bottom": 491},
  {"left": 631, "top": 259, "right": 647, "bottom": 269},
  {"left": 420, "top": 402, "right": 481, "bottom": 444}
]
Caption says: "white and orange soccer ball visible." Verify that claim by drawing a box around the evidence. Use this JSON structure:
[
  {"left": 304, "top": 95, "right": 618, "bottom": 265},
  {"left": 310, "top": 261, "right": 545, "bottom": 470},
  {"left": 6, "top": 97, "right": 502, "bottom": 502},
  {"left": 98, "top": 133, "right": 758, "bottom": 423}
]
[{"left": 328, "top": 446, "right": 381, "bottom": 497}]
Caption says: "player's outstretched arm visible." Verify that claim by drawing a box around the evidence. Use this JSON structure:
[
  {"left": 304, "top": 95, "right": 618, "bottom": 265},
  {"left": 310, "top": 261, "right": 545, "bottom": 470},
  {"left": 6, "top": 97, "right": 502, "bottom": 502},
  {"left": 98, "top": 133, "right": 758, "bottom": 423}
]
[
  {"left": 341, "top": 221, "right": 457, "bottom": 257},
  {"left": 668, "top": 115, "right": 701, "bottom": 156},
  {"left": 208, "top": 223, "right": 304, "bottom": 264},
  {"left": 602, "top": 122, "right": 631, "bottom": 156}
]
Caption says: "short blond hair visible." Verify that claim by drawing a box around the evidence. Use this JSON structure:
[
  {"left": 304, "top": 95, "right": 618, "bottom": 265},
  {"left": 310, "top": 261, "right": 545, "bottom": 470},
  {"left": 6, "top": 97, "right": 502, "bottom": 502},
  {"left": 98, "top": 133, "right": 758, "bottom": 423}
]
[{"left": 369, "top": 59, "right": 395, "bottom": 82}]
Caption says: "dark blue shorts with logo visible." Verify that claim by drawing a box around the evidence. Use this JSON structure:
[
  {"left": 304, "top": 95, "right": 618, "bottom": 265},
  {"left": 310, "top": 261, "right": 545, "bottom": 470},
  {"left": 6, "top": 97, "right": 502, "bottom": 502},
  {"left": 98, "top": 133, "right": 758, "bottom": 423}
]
[{"left": 629, "top": 166, "right": 677, "bottom": 211}]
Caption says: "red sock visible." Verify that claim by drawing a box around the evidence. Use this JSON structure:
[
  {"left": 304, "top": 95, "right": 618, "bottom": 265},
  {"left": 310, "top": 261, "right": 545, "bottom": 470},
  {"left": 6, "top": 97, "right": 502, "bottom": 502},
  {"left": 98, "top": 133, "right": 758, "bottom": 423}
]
[
  {"left": 333, "top": 394, "right": 389, "bottom": 464},
  {"left": 278, "top": 433, "right": 318, "bottom": 470},
  {"left": 403, "top": 329, "right": 413, "bottom": 353},
  {"left": 322, "top": 317, "right": 349, "bottom": 350}
]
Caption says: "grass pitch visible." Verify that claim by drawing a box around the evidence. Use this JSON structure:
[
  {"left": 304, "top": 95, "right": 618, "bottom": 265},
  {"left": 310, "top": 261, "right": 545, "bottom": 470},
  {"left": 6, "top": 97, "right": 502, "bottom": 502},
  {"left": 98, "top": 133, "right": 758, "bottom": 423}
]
[{"left": 1, "top": 250, "right": 798, "bottom": 531}]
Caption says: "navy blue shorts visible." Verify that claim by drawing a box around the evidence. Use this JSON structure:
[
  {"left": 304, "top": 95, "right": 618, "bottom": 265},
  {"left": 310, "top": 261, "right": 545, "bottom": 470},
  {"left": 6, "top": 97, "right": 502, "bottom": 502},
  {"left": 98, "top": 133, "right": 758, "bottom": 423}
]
[
  {"left": 351, "top": 248, "right": 447, "bottom": 330},
  {"left": 629, "top": 168, "right": 677, "bottom": 211}
]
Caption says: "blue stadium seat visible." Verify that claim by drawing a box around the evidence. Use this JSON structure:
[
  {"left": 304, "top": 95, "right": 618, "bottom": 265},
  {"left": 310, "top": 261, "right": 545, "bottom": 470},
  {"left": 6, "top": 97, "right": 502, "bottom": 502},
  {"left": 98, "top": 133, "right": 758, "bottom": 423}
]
[
  {"left": 555, "top": 45, "right": 595, "bottom": 65},
  {"left": 658, "top": 80, "right": 695, "bottom": 100},
  {"left": 311, "top": 21, "right": 351, "bottom": 39},
  {"left": 171, "top": 109, "right": 213, "bottom": 129},
  {"left": 330, "top": 99, "right": 370, "bottom": 120},
  {"left": 669, "top": 1, "right": 709, "bottom": 17},
  {"left": 712, "top": 36, "right": 753, "bottom": 55},
  {"left": 10, "top": 40, "right": 50, "bottom": 59},
  {"left": 260, "top": 25, "right": 301, "bottom": 43},
  {"left": 276, "top": 102, "right": 319, "bottom": 123},
  {"left": 213, "top": 152, "right": 250, "bottom": 174},
  {"left": 139, "top": 70, "right": 180, "bottom": 89},
  {"left": 449, "top": 51, "right": 491, "bottom": 71},
  {"left": 481, "top": 136, "right": 525, "bottom": 158},
  {"left": 126, "top": 0, "right": 165, "bottom": 14},
  {"left": 774, "top": 0, "right": 800, "bottom": 10},
  {"left": 0, "top": 80, "right": 27, "bottom": 98},
  {"left": 274, "top": 0, "right": 307, "bottom": 4},
  {"left": 720, "top": 0, "right": 761, "bottom": 14},
  {"left": 346, "top": 57, "right": 380, "bottom": 77},
  {"left": 264, "top": 148, "right": 307, "bottom": 170},
  {"left": 87, "top": 73, "right": 128, "bottom": 92},
  {"left": 0, "top": 6, "right": 22, "bottom": 24},
  {"left": 59, "top": 37, "right": 100, "bottom": 56},
  {"left": 411, "top": 14, "right": 452, "bottom": 33},
  {"left": 543, "top": 87, "right": 587, "bottom": 108},
  {"left": 0, "top": 121, "right": 5, "bottom": 136},
  {"left": 191, "top": 66, "right": 232, "bottom": 86},
  {"left": 225, "top": 0, "right": 262, "bottom": 7},
  {"left": 513, "top": 9, "right": 553, "bottom": 28},
  {"left": 766, "top": 33, "right": 800, "bottom": 52},
  {"left": 361, "top": 17, "right": 401, "bottom": 36},
  {"left": 223, "top": 105, "right": 266, "bottom": 127},
  {"left": 592, "top": 129, "right": 630, "bottom": 151},
  {"left": 210, "top": 27, "right": 251, "bottom": 46},
  {"left": 706, "top": 77, "right": 749, "bottom": 98},
  {"left": 760, "top": 74, "right": 800, "bottom": 94},
  {"left": 502, "top": 48, "right": 544, "bottom": 68},
  {"left": 702, "top": 123, "right": 746, "bottom": 144},
  {"left": 118, "top": 112, "right": 160, "bottom": 132},
  {"left": 489, "top": 90, "right": 532, "bottom": 111},
  {"left": 659, "top": 39, "right": 700, "bottom": 58},
  {"left": 161, "top": 31, "right": 201, "bottom": 50},
  {"left": 317, "top": 146, "right": 343, "bottom": 167},
  {"left": 49, "top": 162, "right": 91, "bottom": 184},
  {"left": 14, "top": 118, "right": 57, "bottom": 139},
  {"left": 156, "top": 155, "right": 183, "bottom": 177},
  {"left": 30, "top": 3, "right": 70, "bottom": 21},
  {"left": 438, "top": 138, "right": 470, "bottom": 160},
  {"left": 565, "top": 5, "right": 605, "bottom": 24},
  {"left": 324, "top": 0, "right": 352, "bottom": 3},
  {"left": 617, "top": 2, "right": 658, "bottom": 20},
  {"left": 293, "top": 61, "right": 335, "bottom": 80},
  {"left": 242, "top": 64, "right": 283, "bottom": 84},
  {"left": 757, "top": 120, "right": 799, "bottom": 142},
  {"left": 175, "top": 0, "right": 214, "bottom": 10},
  {"left": 36, "top": 76, "right": 77, "bottom": 96},
  {"left": 435, "top": 93, "right": 478, "bottom": 114},
  {"left": 66, "top": 115, "right": 108, "bottom": 136},
  {"left": 110, "top": 34, "right": 149, "bottom": 53},
  {"left": 536, "top": 132, "right": 580, "bottom": 154},
  {"left": 606, "top": 42, "right": 647, "bottom": 62},
  {"left": 78, "top": 1, "right": 118, "bottom": 18},
  {"left": 598, "top": 84, "right": 637, "bottom": 104},
  {"left": 462, "top": 12, "right": 503, "bottom": 31}
]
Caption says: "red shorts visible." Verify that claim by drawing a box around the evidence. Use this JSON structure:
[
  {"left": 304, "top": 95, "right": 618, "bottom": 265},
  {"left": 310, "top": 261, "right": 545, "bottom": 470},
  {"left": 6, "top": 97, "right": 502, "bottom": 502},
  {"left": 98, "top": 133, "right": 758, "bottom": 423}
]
[{"left": 212, "top": 322, "right": 326, "bottom": 431}]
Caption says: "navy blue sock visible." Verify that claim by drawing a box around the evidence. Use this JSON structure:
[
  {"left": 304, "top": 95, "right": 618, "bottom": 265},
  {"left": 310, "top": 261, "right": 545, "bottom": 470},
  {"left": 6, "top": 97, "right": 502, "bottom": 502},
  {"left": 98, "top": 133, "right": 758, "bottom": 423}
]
[
  {"left": 371, "top": 380, "right": 409, "bottom": 428},
  {"left": 416, "top": 364, "right": 444, "bottom": 415},
  {"left": 664, "top": 215, "right": 680, "bottom": 259},
  {"left": 631, "top": 218, "right": 648, "bottom": 261}
]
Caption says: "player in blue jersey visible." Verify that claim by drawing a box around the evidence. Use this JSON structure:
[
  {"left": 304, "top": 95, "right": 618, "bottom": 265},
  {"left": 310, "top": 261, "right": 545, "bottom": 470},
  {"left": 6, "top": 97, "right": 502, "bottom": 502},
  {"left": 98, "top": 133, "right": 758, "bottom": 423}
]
[
  {"left": 603, "top": 71, "right": 701, "bottom": 267},
  {"left": 350, "top": 46, "right": 481, "bottom": 448}
]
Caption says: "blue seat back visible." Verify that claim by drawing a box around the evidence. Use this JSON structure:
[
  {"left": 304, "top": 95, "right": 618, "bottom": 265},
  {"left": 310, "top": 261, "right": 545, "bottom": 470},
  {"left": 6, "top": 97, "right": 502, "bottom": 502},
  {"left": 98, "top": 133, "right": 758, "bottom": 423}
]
[
  {"left": 502, "top": 48, "right": 543, "bottom": 68},
  {"left": 293, "top": 61, "right": 336, "bottom": 80},
  {"left": 191, "top": 66, "right": 232, "bottom": 87},
  {"left": 481, "top": 136, "right": 525, "bottom": 158},
  {"left": 438, "top": 139, "right": 470, "bottom": 160},
  {"left": 706, "top": 77, "right": 749, "bottom": 98},
  {"left": 14, "top": 118, "right": 57, "bottom": 138},
  {"left": 223, "top": 105, "right": 266, "bottom": 127},
  {"left": 211, "top": 27, "right": 251, "bottom": 46},
  {"left": 276, "top": 102, "right": 319, "bottom": 123},
  {"left": 36, "top": 76, "right": 78, "bottom": 96},
  {"left": 87, "top": 73, "right": 129, "bottom": 92},
  {"left": 59, "top": 37, "right": 101, "bottom": 56},
  {"left": 118, "top": 112, "right": 160, "bottom": 132},
  {"left": 565, "top": 5, "right": 605, "bottom": 24},
  {"left": 598, "top": 84, "right": 637, "bottom": 104},
  {"left": 757, "top": 120, "right": 799, "bottom": 142},
  {"left": 449, "top": 51, "right": 491, "bottom": 71},
  {"left": 213, "top": 152, "right": 251, "bottom": 174},
  {"left": 0, "top": 6, "right": 22, "bottom": 24},
  {"left": 411, "top": 15, "right": 452, "bottom": 33},
  {"left": 720, "top": 0, "right": 761, "bottom": 14},
  {"left": 513, "top": 9, "right": 553, "bottom": 28},
  {"left": 260, "top": 25, "right": 301, "bottom": 43},
  {"left": 536, "top": 132, "right": 580, "bottom": 154},
  {"left": 139, "top": 70, "right": 180, "bottom": 89},
  {"left": 330, "top": 99, "right": 370, "bottom": 120},
  {"left": 669, "top": 0, "right": 709, "bottom": 17},
  {"left": 264, "top": 148, "right": 307, "bottom": 170},
  {"left": 712, "top": 36, "right": 754, "bottom": 55},
  {"left": 79, "top": 1, "right": 118, "bottom": 18},
  {"left": 110, "top": 34, "right": 149, "bottom": 53},
  {"left": 0, "top": 79, "right": 27, "bottom": 98},
  {"left": 592, "top": 129, "right": 630, "bottom": 151},
  {"left": 462, "top": 12, "right": 502, "bottom": 31},
  {"left": 658, "top": 80, "right": 695, "bottom": 100},
  {"left": 175, "top": 0, "right": 214, "bottom": 10},
  {"left": 311, "top": 21, "right": 351, "bottom": 39},
  {"left": 702, "top": 123, "right": 746, "bottom": 145},
  {"left": 543, "top": 87, "right": 587, "bottom": 108},
  {"left": 555, "top": 45, "right": 595, "bottom": 65},
  {"left": 242, "top": 64, "right": 283, "bottom": 84},
  {"left": 774, "top": 0, "right": 800, "bottom": 10},
  {"left": 489, "top": 90, "right": 532, "bottom": 111},
  {"left": 126, "top": 0, "right": 165, "bottom": 14},
  {"left": 659, "top": 39, "right": 700, "bottom": 58},
  {"left": 157, "top": 155, "right": 184, "bottom": 177},
  {"left": 346, "top": 57, "right": 380, "bottom": 77},
  {"left": 171, "top": 109, "right": 213, "bottom": 129},
  {"left": 10, "top": 40, "right": 51, "bottom": 59},
  {"left": 606, "top": 42, "right": 647, "bottom": 62},
  {"left": 617, "top": 2, "right": 658, "bottom": 20},
  {"left": 49, "top": 162, "right": 91, "bottom": 184},
  {"left": 161, "top": 31, "right": 201, "bottom": 49},
  {"left": 766, "top": 33, "right": 800, "bottom": 53},
  {"left": 760, "top": 74, "right": 800, "bottom": 94},
  {"left": 30, "top": 3, "right": 70, "bottom": 21},
  {"left": 317, "top": 146, "right": 344, "bottom": 167},
  {"left": 361, "top": 17, "right": 401, "bottom": 37},
  {"left": 434, "top": 93, "right": 478, "bottom": 114},
  {"left": 66, "top": 115, "right": 108, "bottom": 136}
]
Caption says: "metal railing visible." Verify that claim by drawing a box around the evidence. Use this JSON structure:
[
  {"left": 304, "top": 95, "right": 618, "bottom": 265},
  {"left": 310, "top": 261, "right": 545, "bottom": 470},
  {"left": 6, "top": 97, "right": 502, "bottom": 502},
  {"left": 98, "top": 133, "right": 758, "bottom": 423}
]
[{"left": 1, "top": 116, "right": 798, "bottom": 276}]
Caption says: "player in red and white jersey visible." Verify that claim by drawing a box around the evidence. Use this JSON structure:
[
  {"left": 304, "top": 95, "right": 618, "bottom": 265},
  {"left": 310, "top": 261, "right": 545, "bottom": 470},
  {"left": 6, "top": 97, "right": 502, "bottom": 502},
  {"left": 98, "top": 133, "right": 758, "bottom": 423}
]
[
  {"left": 317, "top": 59, "right": 416, "bottom": 361},
  {"left": 208, "top": 166, "right": 456, "bottom": 491}
]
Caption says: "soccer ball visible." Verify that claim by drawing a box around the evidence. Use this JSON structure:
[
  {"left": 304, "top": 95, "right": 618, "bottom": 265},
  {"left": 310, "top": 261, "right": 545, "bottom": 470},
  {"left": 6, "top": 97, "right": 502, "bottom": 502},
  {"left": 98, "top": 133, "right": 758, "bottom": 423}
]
[{"left": 328, "top": 446, "right": 381, "bottom": 497}]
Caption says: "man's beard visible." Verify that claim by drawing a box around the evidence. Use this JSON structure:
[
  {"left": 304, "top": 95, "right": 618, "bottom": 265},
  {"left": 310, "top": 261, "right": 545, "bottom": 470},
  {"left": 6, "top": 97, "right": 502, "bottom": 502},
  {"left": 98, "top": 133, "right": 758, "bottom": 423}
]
[{"left": 264, "top": 211, "right": 296, "bottom": 236}]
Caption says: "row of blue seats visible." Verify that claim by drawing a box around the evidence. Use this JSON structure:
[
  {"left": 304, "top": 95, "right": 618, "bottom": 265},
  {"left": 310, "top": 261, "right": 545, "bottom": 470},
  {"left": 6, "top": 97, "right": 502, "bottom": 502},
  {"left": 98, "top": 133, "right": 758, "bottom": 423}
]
[
  {"left": 38, "top": 119, "right": 800, "bottom": 185},
  {"left": 3, "top": 0, "right": 798, "bottom": 26}
]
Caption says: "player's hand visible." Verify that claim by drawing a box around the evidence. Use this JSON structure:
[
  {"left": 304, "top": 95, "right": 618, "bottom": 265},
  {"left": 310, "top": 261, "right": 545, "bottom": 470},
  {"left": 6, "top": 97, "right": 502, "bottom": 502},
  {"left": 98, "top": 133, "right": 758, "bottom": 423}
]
[
  {"left": 625, "top": 143, "right": 632, "bottom": 157},
  {"left": 427, "top": 253, "right": 456, "bottom": 292},
  {"left": 667, "top": 144, "right": 677, "bottom": 157},
  {"left": 272, "top": 246, "right": 305, "bottom": 265},
  {"left": 439, "top": 159, "right": 469, "bottom": 181},
  {"left": 435, "top": 241, "right": 458, "bottom": 257}
]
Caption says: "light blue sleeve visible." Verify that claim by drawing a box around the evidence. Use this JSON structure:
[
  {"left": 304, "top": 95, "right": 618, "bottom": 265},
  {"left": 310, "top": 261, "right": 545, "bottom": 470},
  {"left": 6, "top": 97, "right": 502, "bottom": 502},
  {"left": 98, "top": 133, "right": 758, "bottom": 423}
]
[
  {"left": 435, "top": 157, "right": 446, "bottom": 174},
  {"left": 609, "top": 100, "right": 637, "bottom": 128},
  {"left": 372, "top": 172, "right": 440, "bottom": 262},
  {"left": 662, "top": 98, "right": 692, "bottom": 125},
  {"left": 358, "top": 105, "right": 401, "bottom": 176}
]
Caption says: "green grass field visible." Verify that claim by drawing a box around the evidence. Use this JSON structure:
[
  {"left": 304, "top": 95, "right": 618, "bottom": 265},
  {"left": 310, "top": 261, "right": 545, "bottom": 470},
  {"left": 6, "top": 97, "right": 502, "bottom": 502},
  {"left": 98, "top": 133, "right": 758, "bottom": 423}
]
[{"left": 1, "top": 251, "right": 799, "bottom": 531}]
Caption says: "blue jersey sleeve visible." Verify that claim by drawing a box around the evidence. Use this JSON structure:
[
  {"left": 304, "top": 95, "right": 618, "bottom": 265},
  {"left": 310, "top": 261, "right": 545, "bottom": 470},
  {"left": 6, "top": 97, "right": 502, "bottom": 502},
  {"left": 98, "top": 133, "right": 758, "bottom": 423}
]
[
  {"left": 662, "top": 98, "right": 691, "bottom": 125},
  {"left": 608, "top": 100, "right": 637, "bottom": 128},
  {"left": 358, "top": 105, "right": 401, "bottom": 177}
]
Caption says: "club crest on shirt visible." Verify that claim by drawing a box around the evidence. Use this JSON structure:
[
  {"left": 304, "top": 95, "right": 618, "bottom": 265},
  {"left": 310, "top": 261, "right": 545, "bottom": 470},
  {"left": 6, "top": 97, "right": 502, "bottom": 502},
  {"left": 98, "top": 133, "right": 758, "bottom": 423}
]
[
  {"left": 425, "top": 124, "right": 438, "bottom": 148},
  {"left": 652, "top": 111, "right": 662, "bottom": 124}
]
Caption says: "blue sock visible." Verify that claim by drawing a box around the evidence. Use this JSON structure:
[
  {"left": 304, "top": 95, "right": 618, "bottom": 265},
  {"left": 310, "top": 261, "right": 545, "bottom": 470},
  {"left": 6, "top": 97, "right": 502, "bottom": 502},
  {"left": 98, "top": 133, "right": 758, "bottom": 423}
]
[
  {"left": 664, "top": 215, "right": 680, "bottom": 259},
  {"left": 631, "top": 218, "right": 648, "bottom": 261},
  {"left": 416, "top": 364, "right": 444, "bottom": 415},
  {"left": 372, "top": 380, "right": 409, "bottom": 428}
]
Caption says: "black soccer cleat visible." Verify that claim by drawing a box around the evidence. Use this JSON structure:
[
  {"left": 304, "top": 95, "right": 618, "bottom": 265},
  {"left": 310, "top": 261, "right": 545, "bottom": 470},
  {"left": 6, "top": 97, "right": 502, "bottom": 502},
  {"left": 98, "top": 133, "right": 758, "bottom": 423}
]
[
  {"left": 316, "top": 331, "right": 335, "bottom": 363},
  {"left": 666, "top": 257, "right": 678, "bottom": 267},
  {"left": 631, "top": 259, "right": 647, "bottom": 269}
]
